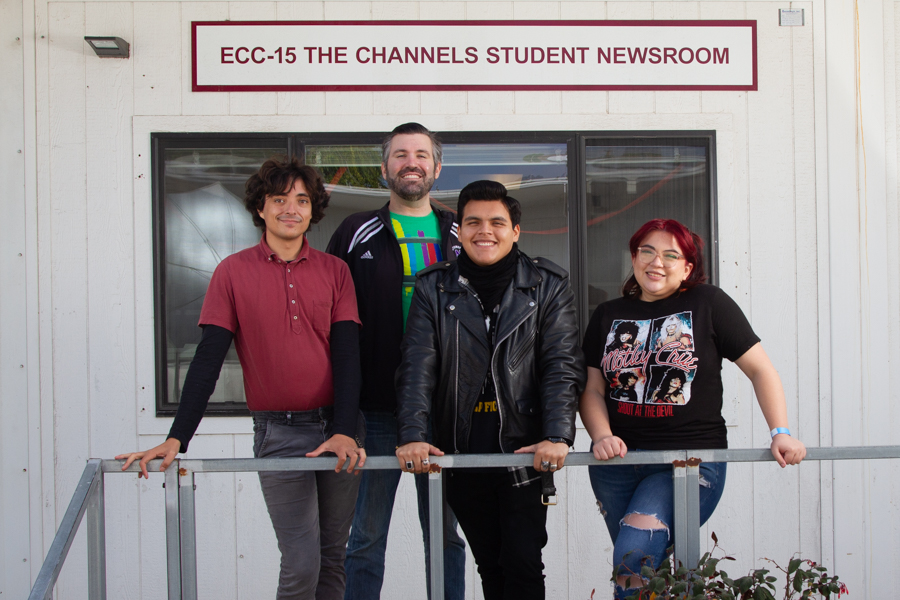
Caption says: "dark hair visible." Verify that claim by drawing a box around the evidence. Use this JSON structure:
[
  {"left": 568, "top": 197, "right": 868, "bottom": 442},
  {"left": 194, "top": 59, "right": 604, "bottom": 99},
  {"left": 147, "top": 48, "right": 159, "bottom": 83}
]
[
  {"left": 622, "top": 219, "right": 707, "bottom": 298},
  {"left": 658, "top": 369, "right": 687, "bottom": 394},
  {"left": 614, "top": 320, "right": 639, "bottom": 341},
  {"left": 456, "top": 180, "right": 522, "bottom": 228},
  {"left": 618, "top": 371, "right": 639, "bottom": 387},
  {"left": 243, "top": 156, "right": 329, "bottom": 230},
  {"left": 381, "top": 122, "right": 443, "bottom": 166}
]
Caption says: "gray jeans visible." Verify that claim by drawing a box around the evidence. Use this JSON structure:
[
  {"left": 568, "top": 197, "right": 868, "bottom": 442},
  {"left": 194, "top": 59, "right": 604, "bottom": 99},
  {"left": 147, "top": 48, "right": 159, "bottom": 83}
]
[{"left": 253, "top": 408, "right": 363, "bottom": 600}]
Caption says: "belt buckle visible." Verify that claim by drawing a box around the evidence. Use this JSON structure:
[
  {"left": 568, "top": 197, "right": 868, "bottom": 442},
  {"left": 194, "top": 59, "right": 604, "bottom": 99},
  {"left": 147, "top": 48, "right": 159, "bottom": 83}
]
[{"left": 542, "top": 492, "right": 557, "bottom": 506}]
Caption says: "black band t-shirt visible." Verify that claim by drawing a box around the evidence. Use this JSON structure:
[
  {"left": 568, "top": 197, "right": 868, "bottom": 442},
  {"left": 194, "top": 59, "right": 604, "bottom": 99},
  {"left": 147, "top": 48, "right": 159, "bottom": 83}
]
[{"left": 581, "top": 284, "right": 760, "bottom": 450}]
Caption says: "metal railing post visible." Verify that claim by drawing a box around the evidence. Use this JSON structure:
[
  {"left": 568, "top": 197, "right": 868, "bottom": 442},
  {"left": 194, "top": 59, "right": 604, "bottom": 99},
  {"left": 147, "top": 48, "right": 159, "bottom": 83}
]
[
  {"left": 165, "top": 463, "right": 182, "bottom": 600},
  {"left": 28, "top": 459, "right": 103, "bottom": 600},
  {"left": 86, "top": 470, "right": 107, "bottom": 600},
  {"left": 684, "top": 459, "right": 701, "bottom": 569},
  {"left": 179, "top": 467, "right": 198, "bottom": 600},
  {"left": 672, "top": 457, "right": 701, "bottom": 570},
  {"left": 428, "top": 470, "right": 445, "bottom": 600}
]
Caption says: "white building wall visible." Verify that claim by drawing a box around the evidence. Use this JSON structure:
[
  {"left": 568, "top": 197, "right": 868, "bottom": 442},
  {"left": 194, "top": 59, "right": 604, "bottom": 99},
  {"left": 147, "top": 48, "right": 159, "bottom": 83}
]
[{"left": 2, "top": 1, "right": 900, "bottom": 598}]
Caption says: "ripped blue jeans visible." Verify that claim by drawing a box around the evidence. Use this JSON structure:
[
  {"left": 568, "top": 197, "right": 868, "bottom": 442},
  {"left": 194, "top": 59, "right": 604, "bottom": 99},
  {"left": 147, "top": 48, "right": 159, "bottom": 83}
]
[{"left": 588, "top": 457, "right": 726, "bottom": 599}]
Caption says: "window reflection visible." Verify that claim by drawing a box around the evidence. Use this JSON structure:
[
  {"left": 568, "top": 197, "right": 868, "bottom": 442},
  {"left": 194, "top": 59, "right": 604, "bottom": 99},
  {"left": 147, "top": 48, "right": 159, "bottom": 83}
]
[
  {"left": 163, "top": 147, "right": 284, "bottom": 406},
  {"left": 584, "top": 141, "right": 711, "bottom": 312},
  {"left": 307, "top": 143, "right": 570, "bottom": 269},
  {"left": 157, "top": 135, "right": 713, "bottom": 414}
]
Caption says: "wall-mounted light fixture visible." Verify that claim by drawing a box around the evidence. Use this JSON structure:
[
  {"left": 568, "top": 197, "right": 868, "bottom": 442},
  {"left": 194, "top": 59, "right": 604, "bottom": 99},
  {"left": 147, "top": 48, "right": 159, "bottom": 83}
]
[{"left": 84, "top": 36, "right": 130, "bottom": 58}]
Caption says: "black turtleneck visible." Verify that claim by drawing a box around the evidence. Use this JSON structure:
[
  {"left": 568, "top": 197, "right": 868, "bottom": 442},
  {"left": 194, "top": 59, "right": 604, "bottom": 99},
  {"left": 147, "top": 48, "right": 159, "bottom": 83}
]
[
  {"left": 457, "top": 243, "right": 519, "bottom": 314},
  {"left": 457, "top": 243, "right": 519, "bottom": 457}
]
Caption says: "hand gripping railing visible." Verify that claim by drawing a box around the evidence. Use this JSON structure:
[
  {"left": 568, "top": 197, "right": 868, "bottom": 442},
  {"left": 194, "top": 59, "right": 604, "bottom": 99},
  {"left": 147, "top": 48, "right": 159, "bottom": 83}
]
[{"left": 29, "top": 446, "right": 900, "bottom": 600}]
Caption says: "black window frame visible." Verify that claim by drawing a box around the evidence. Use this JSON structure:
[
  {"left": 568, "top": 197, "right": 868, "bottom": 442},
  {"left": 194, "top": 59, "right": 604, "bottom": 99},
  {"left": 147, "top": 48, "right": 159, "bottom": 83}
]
[{"left": 151, "top": 130, "right": 717, "bottom": 416}]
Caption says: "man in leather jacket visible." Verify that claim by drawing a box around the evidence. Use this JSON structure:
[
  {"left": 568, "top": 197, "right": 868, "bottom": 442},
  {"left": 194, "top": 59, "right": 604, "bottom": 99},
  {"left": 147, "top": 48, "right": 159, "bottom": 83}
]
[{"left": 395, "top": 180, "right": 586, "bottom": 600}]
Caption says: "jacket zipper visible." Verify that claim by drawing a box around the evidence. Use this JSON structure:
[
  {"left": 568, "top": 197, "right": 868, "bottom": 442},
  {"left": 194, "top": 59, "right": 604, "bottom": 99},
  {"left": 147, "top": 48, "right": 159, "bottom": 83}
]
[
  {"left": 457, "top": 280, "right": 494, "bottom": 453},
  {"left": 459, "top": 279, "right": 536, "bottom": 454},
  {"left": 507, "top": 329, "right": 536, "bottom": 370},
  {"left": 453, "top": 321, "right": 460, "bottom": 453},
  {"left": 490, "top": 307, "right": 534, "bottom": 453}
]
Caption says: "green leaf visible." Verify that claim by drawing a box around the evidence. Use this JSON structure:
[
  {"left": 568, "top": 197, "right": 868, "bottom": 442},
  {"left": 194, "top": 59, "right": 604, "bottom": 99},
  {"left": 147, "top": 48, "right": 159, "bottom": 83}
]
[
  {"left": 788, "top": 558, "right": 803, "bottom": 574},
  {"left": 642, "top": 566, "right": 657, "bottom": 579},
  {"left": 793, "top": 573, "right": 804, "bottom": 593}
]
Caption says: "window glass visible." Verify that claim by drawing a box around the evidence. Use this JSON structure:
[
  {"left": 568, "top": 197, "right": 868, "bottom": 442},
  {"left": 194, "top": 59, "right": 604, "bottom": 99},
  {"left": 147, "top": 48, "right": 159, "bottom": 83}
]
[
  {"left": 583, "top": 139, "right": 712, "bottom": 312},
  {"left": 304, "top": 144, "right": 386, "bottom": 251},
  {"left": 154, "top": 133, "right": 713, "bottom": 415},
  {"left": 307, "top": 142, "right": 570, "bottom": 269},
  {"left": 162, "top": 147, "right": 284, "bottom": 409}
]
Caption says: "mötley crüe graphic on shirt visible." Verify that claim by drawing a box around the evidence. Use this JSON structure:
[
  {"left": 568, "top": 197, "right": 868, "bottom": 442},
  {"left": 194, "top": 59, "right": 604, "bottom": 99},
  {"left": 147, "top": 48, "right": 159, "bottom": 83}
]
[{"left": 600, "top": 312, "right": 698, "bottom": 410}]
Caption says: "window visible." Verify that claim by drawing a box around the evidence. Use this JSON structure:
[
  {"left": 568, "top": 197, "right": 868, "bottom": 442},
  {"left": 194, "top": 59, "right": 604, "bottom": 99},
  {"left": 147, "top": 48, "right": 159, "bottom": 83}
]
[
  {"left": 152, "top": 131, "right": 715, "bottom": 415},
  {"left": 581, "top": 134, "right": 716, "bottom": 316}
]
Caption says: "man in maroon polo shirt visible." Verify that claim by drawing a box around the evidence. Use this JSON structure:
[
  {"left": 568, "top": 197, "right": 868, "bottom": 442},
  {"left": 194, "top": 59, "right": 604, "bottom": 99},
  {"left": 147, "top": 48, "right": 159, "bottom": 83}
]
[{"left": 118, "top": 157, "right": 365, "bottom": 600}]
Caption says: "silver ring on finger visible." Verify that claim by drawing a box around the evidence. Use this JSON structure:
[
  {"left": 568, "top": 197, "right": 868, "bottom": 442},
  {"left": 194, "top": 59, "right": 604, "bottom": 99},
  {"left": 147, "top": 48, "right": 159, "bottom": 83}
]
[
  {"left": 405, "top": 461, "right": 414, "bottom": 470},
  {"left": 549, "top": 463, "right": 558, "bottom": 471},
  {"left": 540, "top": 461, "right": 550, "bottom": 470},
  {"left": 421, "top": 458, "right": 430, "bottom": 466}
]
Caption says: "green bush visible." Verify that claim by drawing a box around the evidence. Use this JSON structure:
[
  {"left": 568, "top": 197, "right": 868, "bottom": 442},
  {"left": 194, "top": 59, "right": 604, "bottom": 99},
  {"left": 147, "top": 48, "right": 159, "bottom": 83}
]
[{"left": 592, "top": 533, "right": 849, "bottom": 600}]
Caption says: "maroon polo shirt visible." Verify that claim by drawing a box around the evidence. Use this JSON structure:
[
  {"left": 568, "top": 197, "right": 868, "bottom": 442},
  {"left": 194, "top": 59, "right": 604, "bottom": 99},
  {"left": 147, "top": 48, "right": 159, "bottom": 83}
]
[{"left": 199, "top": 236, "right": 360, "bottom": 412}]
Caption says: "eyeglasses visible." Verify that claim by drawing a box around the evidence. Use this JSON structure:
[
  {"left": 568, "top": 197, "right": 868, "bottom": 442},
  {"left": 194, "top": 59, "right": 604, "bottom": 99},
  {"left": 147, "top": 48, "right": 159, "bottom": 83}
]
[{"left": 635, "top": 246, "right": 684, "bottom": 268}]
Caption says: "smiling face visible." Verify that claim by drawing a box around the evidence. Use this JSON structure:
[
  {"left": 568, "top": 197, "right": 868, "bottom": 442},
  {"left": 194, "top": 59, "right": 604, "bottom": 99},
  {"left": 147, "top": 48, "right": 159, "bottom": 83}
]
[
  {"left": 257, "top": 178, "right": 312, "bottom": 246},
  {"left": 631, "top": 230, "right": 693, "bottom": 302},
  {"left": 458, "top": 199, "right": 520, "bottom": 267},
  {"left": 382, "top": 133, "right": 442, "bottom": 205}
]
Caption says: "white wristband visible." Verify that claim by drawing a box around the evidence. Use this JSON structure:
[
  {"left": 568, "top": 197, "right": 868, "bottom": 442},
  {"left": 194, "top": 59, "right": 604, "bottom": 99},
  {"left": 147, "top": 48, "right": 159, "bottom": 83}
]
[{"left": 770, "top": 427, "right": 790, "bottom": 439}]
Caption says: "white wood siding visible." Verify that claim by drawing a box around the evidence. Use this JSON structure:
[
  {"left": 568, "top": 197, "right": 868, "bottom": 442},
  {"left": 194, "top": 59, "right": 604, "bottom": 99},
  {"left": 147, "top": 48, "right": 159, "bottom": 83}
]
[{"left": 3, "top": 1, "right": 900, "bottom": 598}]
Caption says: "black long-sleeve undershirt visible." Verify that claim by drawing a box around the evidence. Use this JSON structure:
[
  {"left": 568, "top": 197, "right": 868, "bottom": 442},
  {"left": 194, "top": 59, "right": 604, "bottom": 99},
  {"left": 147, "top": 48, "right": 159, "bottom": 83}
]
[{"left": 167, "top": 322, "right": 361, "bottom": 453}]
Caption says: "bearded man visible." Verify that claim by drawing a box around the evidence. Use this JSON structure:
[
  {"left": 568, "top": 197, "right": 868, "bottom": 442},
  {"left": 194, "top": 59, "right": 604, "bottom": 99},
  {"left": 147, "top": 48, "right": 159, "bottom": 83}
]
[{"left": 326, "top": 123, "right": 466, "bottom": 600}]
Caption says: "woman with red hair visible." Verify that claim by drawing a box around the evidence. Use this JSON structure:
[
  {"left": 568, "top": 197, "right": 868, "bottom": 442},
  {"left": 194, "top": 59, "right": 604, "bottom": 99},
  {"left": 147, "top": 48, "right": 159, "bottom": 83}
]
[{"left": 579, "top": 219, "right": 806, "bottom": 599}]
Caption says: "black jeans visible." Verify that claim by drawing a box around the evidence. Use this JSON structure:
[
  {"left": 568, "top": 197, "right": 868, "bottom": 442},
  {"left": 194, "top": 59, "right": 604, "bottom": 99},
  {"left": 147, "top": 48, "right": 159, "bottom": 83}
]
[{"left": 446, "top": 469, "right": 548, "bottom": 600}]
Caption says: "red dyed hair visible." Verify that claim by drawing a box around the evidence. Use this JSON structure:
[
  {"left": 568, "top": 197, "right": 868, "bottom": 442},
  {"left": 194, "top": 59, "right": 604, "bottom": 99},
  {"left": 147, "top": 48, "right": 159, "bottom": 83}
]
[{"left": 622, "top": 219, "right": 707, "bottom": 298}]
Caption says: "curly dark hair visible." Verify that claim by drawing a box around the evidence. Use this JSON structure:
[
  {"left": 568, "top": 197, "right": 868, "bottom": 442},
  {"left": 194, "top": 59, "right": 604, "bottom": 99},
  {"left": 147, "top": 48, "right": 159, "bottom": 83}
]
[
  {"left": 243, "top": 155, "right": 329, "bottom": 230},
  {"left": 617, "top": 371, "right": 639, "bottom": 388},
  {"left": 655, "top": 369, "right": 687, "bottom": 400},
  {"left": 605, "top": 320, "right": 640, "bottom": 353}
]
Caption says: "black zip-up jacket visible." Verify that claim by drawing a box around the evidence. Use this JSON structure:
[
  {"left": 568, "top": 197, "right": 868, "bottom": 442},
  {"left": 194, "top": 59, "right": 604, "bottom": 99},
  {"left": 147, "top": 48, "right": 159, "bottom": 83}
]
[
  {"left": 326, "top": 202, "right": 460, "bottom": 412},
  {"left": 396, "top": 251, "right": 586, "bottom": 453}
]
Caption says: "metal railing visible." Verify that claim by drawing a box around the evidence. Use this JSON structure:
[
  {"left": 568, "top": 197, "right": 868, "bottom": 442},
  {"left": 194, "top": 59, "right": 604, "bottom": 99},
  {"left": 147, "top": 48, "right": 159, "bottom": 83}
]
[{"left": 28, "top": 446, "right": 900, "bottom": 600}]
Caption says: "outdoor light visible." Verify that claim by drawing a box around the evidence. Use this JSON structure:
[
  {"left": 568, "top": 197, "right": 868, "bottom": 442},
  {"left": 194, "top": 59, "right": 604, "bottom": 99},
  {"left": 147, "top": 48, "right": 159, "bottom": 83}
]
[{"left": 84, "top": 36, "right": 130, "bottom": 58}]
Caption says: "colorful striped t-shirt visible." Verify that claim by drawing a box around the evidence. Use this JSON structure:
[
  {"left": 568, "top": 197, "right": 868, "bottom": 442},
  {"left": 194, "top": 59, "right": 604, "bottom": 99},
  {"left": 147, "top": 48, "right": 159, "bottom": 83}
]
[{"left": 390, "top": 212, "right": 443, "bottom": 329}]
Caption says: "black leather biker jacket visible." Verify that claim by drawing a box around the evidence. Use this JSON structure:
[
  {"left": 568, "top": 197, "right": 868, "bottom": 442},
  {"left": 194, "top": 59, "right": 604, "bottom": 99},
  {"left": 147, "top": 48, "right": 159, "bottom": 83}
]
[{"left": 396, "top": 251, "right": 586, "bottom": 454}]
